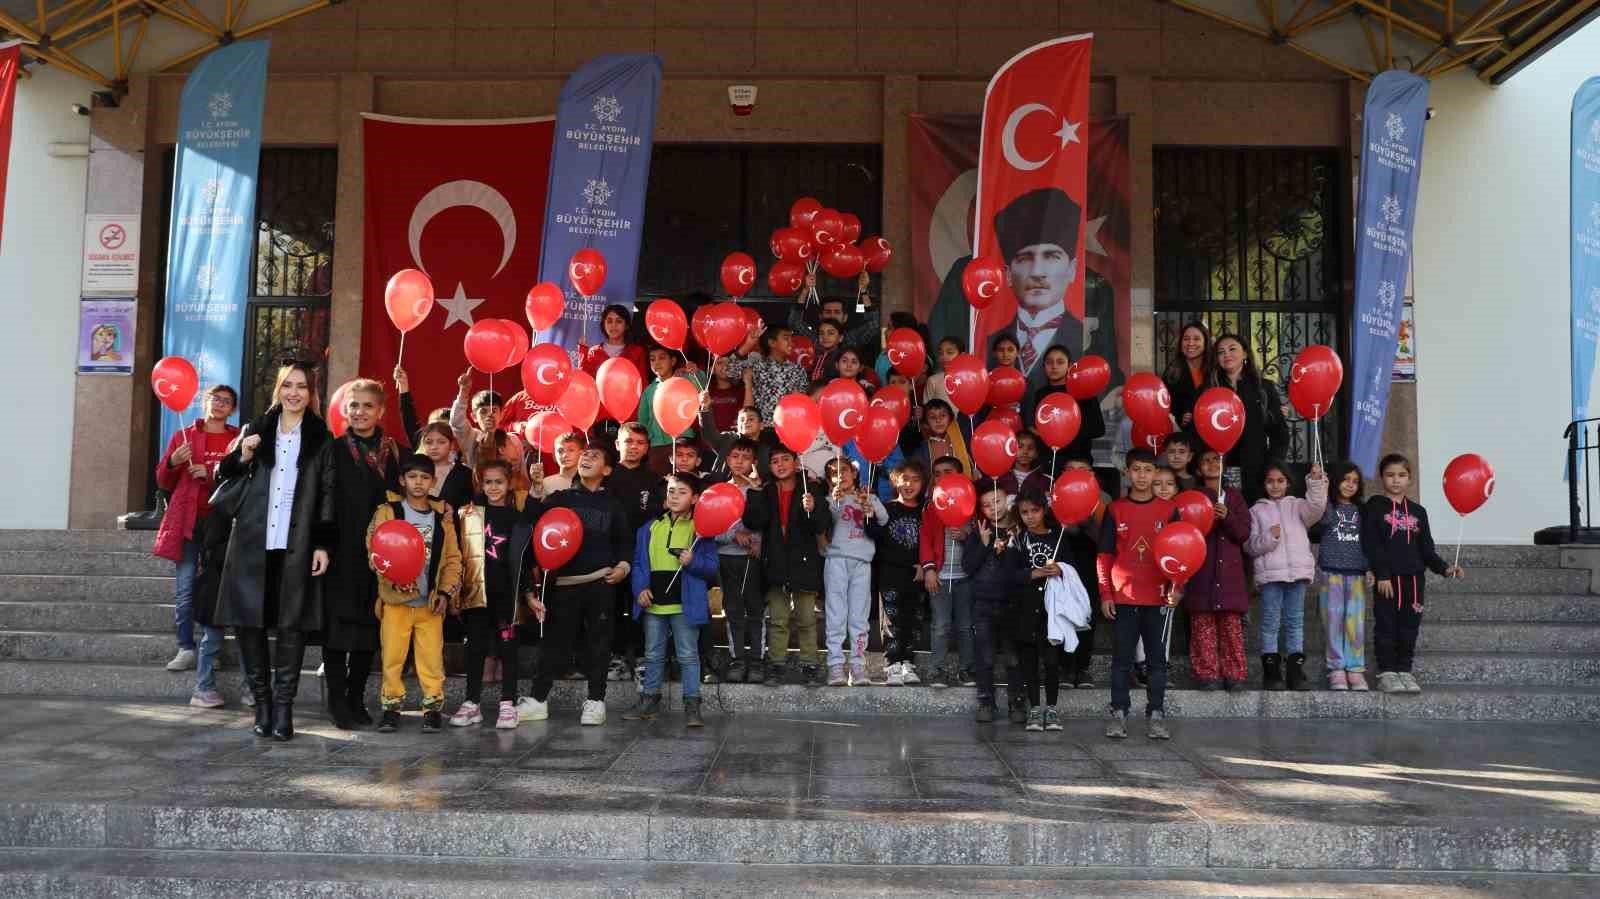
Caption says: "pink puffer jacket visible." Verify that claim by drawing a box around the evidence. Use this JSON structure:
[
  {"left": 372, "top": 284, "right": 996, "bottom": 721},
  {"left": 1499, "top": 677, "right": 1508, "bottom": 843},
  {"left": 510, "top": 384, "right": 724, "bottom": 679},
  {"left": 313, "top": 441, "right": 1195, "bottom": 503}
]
[{"left": 1244, "top": 474, "right": 1328, "bottom": 584}]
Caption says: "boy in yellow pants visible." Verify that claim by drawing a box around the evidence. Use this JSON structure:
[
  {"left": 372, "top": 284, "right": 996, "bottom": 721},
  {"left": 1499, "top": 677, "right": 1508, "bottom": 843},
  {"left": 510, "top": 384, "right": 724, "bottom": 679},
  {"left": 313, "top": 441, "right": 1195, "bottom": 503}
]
[{"left": 368, "top": 455, "right": 461, "bottom": 733}]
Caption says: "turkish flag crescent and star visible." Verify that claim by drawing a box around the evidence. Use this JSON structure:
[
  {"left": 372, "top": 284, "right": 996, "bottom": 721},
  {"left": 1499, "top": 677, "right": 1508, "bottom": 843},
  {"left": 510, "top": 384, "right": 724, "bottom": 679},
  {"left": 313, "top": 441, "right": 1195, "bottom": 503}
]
[
  {"left": 972, "top": 34, "right": 1092, "bottom": 381},
  {"left": 360, "top": 114, "right": 554, "bottom": 439}
]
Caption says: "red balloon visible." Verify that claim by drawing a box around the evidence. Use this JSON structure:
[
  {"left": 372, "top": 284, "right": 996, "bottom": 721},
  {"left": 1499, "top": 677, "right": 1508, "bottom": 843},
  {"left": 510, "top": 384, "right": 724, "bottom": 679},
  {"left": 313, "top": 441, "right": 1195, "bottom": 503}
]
[
  {"left": 885, "top": 328, "right": 926, "bottom": 378},
  {"left": 943, "top": 353, "right": 990, "bottom": 416},
  {"left": 962, "top": 255, "right": 1008, "bottom": 310},
  {"left": 930, "top": 473, "right": 978, "bottom": 527},
  {"left": 839, "top": 212, "right": 863, "bottom": 244},
  {"left": 463, "top": 320, "right": 519, "bottom": 373},
  {"left": 690, "top": 304, "right": 712, "bottom": 350},
  {"left": 568, "top": 248, "right": 607, "bottom": 297},
  {"left": 1050, "top": 469, "right": 1101, "bottom": 525},
  {"left": 788, "top": 334, "right": 816, "bottom": 370},
  {"left": 556, "top": 369, "right": 601, "bottom": 431},
  {"left": 773, "top": 394, "right": 822, "bottom": 454},
  {"left": 819, "top": 241, "right": 866, "bottom": 279},
  {"left": 645, "top": 299, "right": 689, "bottom": 350},
  {"left": 702, "top": 302, "right": 748, "bottom": 357},
  {"left": 524, "top": 409, "right": 573, "bottom": 455},
  {"left": 596, "top": 357, "right": 643, "bottom": 422},
  {"left": 370, "top": 519, "right": 427, "bottom": 587},
  {"left": 972, "top": 421, "right": 1019, "bottom": 478},
  {"left": 521, "top": 343, "right": 573, "bottom": 406},
  {"left": 818, "top": 377, "right": 869, "bottom": 446},
  {"left": 1173, "top": 490, "right": 1215, "bottom": 536},
  {"left": 384, "top": 269, "right": 434, "bottom": 333},
  {"left": 789, "top": 197, "right": 823, "bottom": 230},
  {"left": 770, "top": 228, "right": 813, "bottom": 264},
  {"left": 854, "top": 405, "right": 902, "bottom": 463},
  {"left": 811, "top": 208, "right": 845, "bottom": 247},
  {"left": 1033, "top": 393, "right": 1082, "bottom": 450},
  {"left": 1193, "top": 387, "right": 1247, "bottom": 455},
  {"left": 1066, "top": 355, "right": 1112, "bottom": 400},
  {"left": 1153, "top": 521, "right": 1207, "bottom": 585},
  {"left": 986, "top": 405, "right": 1024, "bottom": 432},
  {"left": 720, "top": 252, "right": 758, "bottom": 298},
  {"left": 533, "top": 508, "right": 584, "bottom": 571},
  {"left": 862, "top": 235, "right": 893, "bottom": 273},
  {"left": 326, "top": 380, "right": 353, "bottom": 438},
  {"left": 525, "top": 281, "right": 564, "bottom": 332},
  {"left": 768, "top": 260, "right": 806, "bottom": 295},
  {"left": 496, "top": 319, "right": 529, "bottom": 367},
  {"left": 1288, "top": 344, "right": 1343, "bottom": 420},
  {"left": 1123, "top": 372, "right": 1173, "bottom": 432},
  {"left": 986, "top": 365, "right": 1026, "bottom": 408},
  {"left": 1443, "top": 453, "right": 1495, "bottom": 516},
  {"left": 695, "top": 482, "right": 747, "bottom": 538},
  {"left": 651, "top": 376, "right": 701, "bottom": 439},
  {"left": 869, "top": 384, "right": 912, "bottom": 429},
  {"left": 1131, "top": 421, "right": 1171, "bottom": 454},
  {"left": 151, "top": 355, "right": 199, "bottom": 413}
]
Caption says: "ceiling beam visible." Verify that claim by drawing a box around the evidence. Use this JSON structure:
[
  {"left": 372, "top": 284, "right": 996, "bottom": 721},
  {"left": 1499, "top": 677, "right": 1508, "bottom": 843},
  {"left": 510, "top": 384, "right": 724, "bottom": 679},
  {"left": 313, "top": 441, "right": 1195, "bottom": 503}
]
[
  {"left": 145, "top": 1, "right": 220, "bottom": 38},
  {"left": 1476, "top": 0, "right": 1558, "bottom": 34},
  {"left": 1287, "top": 0, "right": 1356, "bottom": 37},
  {"left": 1455, "top": 0, "right": 1513, "bottom": 37},
  {"left": 1422, "top": 40, "right": 1498, "bottom": 75},
  {"left": 53, "top": 0, "right": 145, "bottom": 41},
  {"left": 44, "top": 0, "right": 100, "bottom": 29},
  {"left": 1479, "top": 0, "right": 1600, "bottom": 81},
  {"left": 156, "top": 0, "right": 330, "bottom": 71}
]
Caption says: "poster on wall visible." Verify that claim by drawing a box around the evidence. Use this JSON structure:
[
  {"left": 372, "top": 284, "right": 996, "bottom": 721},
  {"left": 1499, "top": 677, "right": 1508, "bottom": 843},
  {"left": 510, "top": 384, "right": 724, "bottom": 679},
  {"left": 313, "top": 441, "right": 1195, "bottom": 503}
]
[
  {"left": 1392, "top": 303, "right": 1416, "bottom": 381},
  {"left": 77, "top": 298, "right": 136, "bottom": 374},
  {"left": 81, "top": 213, "right": 140, "bottom": 295}
]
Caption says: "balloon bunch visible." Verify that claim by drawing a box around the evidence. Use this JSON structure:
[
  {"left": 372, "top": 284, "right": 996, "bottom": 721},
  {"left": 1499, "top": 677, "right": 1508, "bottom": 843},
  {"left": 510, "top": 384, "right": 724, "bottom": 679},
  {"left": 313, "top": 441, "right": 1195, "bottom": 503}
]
[{"left": 769, "top": 197, "right": 891, "bottom": 308}]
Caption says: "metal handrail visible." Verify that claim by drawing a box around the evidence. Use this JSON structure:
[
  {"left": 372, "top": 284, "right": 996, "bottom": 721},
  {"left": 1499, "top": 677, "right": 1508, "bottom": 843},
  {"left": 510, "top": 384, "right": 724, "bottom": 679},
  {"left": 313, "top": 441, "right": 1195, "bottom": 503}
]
[{"left": 1566, "top": 418, "right": 1600, "bottom": 543}]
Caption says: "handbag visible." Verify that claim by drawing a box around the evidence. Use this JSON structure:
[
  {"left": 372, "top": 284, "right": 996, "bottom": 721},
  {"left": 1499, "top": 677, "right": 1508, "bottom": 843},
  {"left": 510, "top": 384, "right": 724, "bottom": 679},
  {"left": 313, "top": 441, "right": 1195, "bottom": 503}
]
[{"left": 208, "top": 462, "right": 254, "bottom": 521}]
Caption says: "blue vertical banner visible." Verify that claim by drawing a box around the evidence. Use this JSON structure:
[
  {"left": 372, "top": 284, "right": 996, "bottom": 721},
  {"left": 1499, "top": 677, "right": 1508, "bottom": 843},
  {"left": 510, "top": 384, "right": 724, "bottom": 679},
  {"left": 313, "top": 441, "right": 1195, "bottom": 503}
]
[
  {"left": 1570, "top": 78, "right": 1600, "bottom": 427},
  {"left": 1348, "top": 71, "right": 1429, "bottom": 475},
  {"left": 538, "top": 54, "right": 662, "bottom": 357},
  {"left": 160, "top": 40, "right": 269, "bottom": 449}
]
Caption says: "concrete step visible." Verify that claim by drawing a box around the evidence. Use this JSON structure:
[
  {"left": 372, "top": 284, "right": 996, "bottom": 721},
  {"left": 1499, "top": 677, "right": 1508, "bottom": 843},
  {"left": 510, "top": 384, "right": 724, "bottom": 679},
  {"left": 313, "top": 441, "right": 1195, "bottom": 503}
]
[
  {"left": 1449, "top": 544, "right": 1564, "bottom": 568},
  {"left": 0, "top": 630, "right": 322, "bottom": 667},
  {"left": 0, "top": 600, "right": 174, "bottom": 632},
  {"left": 1424, "top": 593, "right": 1600, "bottom": 622},
  {"left": 1, "top": 658, "right": 1597, "bottom": 721},
  {"left": 0, "top": 849, "right": 1585, "bottom": 897},
  {"left": 0, "top": 550, "right": 170, "bottom": 578},
  {"left": 1416, "top": 621, "right": 1600, "bottom": 653},
  {"left": 0, "top": 529, "right": 155, "bottom": 553},
  {"left": 0, "top": 574, "right": 173, "bottom": 604},
  {"left": 1430, "top": 566, "right": 1590, "bottom": 595}
]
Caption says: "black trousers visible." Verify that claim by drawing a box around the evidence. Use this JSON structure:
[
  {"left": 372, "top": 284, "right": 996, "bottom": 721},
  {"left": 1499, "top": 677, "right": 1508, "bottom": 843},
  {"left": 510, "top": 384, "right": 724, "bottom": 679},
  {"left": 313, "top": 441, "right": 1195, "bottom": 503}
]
[
  {"left": 1110, "top": 604, "right": 1169, "bottom": 714},
  {"left": 1015, "top": 639, "right": 1063, "bottom": 708},
  {"left": 321, "top": 649, "right": 374, "bottom": 711},
  {"left": 972, "top": 597, "right": 1019, "bottom": 706},
  {"left": 533, "top": 581, "right": 612, "bottom": 703},
  {"left": 878, "top": 564, "right": 922, "bottom": 665},
  {"left": 1069, "top": 604, "right": 1097, "bottom": 679},
  {"left": 463, "top": 608, "right": 520, "bottom": 705},
  {"left": 1375, "top": 575, "right": 1425, "bottom": 673},
  {"left": 609, "top": 581, "right": 643, "bottom": 661},
  {"left": 718, "top": 554, "right": 764, "bottom": 659}
]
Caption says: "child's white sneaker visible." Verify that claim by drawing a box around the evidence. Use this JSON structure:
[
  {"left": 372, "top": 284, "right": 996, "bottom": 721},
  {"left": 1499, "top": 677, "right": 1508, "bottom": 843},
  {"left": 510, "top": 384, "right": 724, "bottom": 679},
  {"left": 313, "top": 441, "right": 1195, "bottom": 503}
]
[
  {"left": 495, "top": 700, "right": 518, "bottom": 729},
  {"left": 515, "top": 696, "right": 548, "bottom": 722},
  {"left": 447, "top": 701, "right": 482, "bottom": 727},
  {"left": 885, "top": 662, "right": 906, "bottom": 686},
  {"left": 580, "top": 699, "right": 607, "bottom": 726}
]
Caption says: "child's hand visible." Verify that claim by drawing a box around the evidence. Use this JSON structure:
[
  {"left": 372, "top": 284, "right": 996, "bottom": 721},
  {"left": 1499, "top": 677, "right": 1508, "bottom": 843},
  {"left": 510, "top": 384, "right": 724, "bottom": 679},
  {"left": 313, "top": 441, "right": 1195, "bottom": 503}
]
[
  {"left": 857, "top": 487, "right": 872, "bottom": 507},
  {"left": 802, "top": 492, "right": 815, "bottom": 514},
  {"left": 457, "top": 368, "right": 473, "bottom": 391},
  {"left": 1446, "top": 565, "right": 1465, "bottom": 579},
  {"left": 526, "top": 593, "right": 546, "bottom": 622},
  {"left": 393, "top": 365, "right": 409, "bottom": 394},
  {"left": 1365, "top": 572, "right": 1375, "bottom": 587},
  {"left": 1100, "top": 598, "right": 1117, "bottom": 619},
  {"left": 373, "top": 599, "right": 384, "bottom": 620},
  {"left": 637, "top": 588, "right": 653, "bottom": 608},
  {"left": 1168, "top": 586, "right": 1184, "bottom": 607},
  {"left": 676, "top": 548, "right": 694, "bottom": 566},
  {"left": 976, "top": 518, "right": 992, "bottom": 545},
  {"left": 1213, "top": 498, "right": 1227, "bottom": 519},
  {"left": 1308, "top": 464, "right": 1325, "bottom": 482},
  {"left": 431, "top": 593, "right": 449, "bottom": 615},
  {"left": 1376, "top": 580, "right": 1394, "bottom": 599},
  {"left": 172, "top": 443, "right": 194, "bottom": 466},
  {"left": 922, "top": 569, "right": 940, "bottom": 594},
  {"left": 1270, "top": 524, "right": 1282, "bottom": 540}
]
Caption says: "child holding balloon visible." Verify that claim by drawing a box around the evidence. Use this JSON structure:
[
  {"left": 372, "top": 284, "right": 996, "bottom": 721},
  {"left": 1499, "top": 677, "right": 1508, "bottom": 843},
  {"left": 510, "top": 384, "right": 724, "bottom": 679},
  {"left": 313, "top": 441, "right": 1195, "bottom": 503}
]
[
  {"left": 823, "top": 457, "right": 888, "bottom": 686},
  {"left": 1182, "top": 448, "right": 1253, "bottom": 692},
  {"left": 1245, "top": 461, "right": 1328, "bottom": 691},
  {"left": 1097, "top": 448, "right": 1177, "bottom": 740},
  {"left": 1317, "top": 461, "right": 1371, "bottom": 691},
  {"left": 1361, "top": 454, "right": 1465, "bottom": 694},
  {"left": 964, "top": 487, "right": 1018, "bottom": 722}
]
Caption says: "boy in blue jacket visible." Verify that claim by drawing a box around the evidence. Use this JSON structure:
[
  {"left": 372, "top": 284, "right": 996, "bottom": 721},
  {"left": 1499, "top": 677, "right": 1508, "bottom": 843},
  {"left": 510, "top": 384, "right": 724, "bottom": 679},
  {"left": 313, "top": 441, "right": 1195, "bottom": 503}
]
[{"left": 624, "top": 472, "right": 721, "bottom": 726}]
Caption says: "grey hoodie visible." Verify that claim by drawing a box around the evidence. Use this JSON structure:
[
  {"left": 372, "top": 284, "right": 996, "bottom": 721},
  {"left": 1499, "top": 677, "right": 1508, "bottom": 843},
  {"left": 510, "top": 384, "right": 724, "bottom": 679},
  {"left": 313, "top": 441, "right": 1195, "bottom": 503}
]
[{"left": 825, "top": 493, "right": 888, "bottom": 563}]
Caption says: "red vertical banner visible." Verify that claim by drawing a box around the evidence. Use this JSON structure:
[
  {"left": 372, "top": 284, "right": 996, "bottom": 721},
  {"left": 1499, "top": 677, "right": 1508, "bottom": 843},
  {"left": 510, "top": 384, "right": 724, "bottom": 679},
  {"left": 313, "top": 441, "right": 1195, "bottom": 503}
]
[
  {"left": 0, "top": 44, "right": 20, "bottom": 250},
  {"left": 972, "top": 34, "right": 1093, "bottom": 388}
]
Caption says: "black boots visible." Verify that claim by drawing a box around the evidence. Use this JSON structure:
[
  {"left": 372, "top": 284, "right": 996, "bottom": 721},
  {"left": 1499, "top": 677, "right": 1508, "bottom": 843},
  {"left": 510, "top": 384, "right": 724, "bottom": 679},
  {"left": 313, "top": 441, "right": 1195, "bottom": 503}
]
[
  {"left": 1286, "top": 653, "right": 1311, "bottom": 692},
  {"left": 270, "top": 630, "right": 307, "bottom": 742},
  {"left": 1262, "top": 654, "right": 1285, "bottom": 691},
  {"left": 684, "top": 697, "right": 704, "bottom": 728},
  {"left": 323, "top": 654, "right": 354, "bottom": 731},
  {"left": 238, "top": 627, "right": 274, "bottom": 737},
  {"left": 623, "top": 693, "right": 663, "bottom": 720}
]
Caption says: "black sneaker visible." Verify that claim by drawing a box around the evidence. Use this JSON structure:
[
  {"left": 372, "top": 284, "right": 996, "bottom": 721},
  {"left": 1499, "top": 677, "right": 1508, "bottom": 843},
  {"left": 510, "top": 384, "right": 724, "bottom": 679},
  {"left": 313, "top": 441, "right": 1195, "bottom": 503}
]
[
  {"left": 802, "top": 665, "right": 823, "bottom": 687},
  {"left": 975, "top": 702, "right": 995, "bottom": 723},
  {"left": 421, "top": 710, "right": 442, "bottom": 733},
  {"left": 377, "top": 710, "right": 400, "bottom": 733},
  {"left": 748, "top": 660, "right": 768, "bottom": 685},
  {"left": 959, "top": 669, "right": 977, "bottom": 687},
  {"left": 1008, "top": 700, "right": 1027, "bottom": 724},
  {"left": 726, "top": 659, "right": 748, "bottom": 683}
]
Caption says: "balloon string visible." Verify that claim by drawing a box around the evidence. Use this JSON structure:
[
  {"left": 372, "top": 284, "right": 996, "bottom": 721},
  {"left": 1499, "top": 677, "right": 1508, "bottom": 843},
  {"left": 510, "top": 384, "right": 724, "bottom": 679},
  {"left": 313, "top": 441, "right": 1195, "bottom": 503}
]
[
  {"left": 660, "top": 535, "right": 699, "bottom": 598},
  {"left": 538, "top": 570, "right": 548, "bottom": 638},
  {"left": 1049, "top": 448, "right": 1058, "bottom": 488},
  {"left": 398, "top": 330, "right": 406, "bottom": 366},
  {"left": 1051, "top": 528, "right": 1066, "bottom": 565},
  {"left": 1453, "top": 515, "right": 1464, "bottom": 570}
]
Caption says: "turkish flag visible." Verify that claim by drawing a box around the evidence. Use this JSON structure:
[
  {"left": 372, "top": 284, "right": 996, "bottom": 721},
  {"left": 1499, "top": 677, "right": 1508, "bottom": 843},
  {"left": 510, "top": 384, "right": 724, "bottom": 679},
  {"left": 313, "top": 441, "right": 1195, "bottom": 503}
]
[
  {"left": 0, "top": 44, "right": 19, "bottom": 251},
  {"left": 972, "top": 34, "right": 1092, "bottom": 380},
  {"left": 360, "top": 114, "right": 554, "bottom": 439}
]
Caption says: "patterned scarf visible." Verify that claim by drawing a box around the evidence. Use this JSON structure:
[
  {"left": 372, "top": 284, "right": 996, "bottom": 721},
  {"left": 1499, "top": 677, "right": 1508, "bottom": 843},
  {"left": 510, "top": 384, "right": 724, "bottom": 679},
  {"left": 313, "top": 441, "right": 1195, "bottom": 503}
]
[{"left": 348, "top": 429, "right": 394, "bottom": 478}]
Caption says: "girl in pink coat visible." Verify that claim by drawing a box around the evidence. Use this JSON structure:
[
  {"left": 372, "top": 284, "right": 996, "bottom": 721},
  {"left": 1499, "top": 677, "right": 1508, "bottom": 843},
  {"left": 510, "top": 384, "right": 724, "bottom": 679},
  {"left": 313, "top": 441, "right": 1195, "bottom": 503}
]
[{"left": 1245, "top": 462, "right": 1327, "bottom": 691}]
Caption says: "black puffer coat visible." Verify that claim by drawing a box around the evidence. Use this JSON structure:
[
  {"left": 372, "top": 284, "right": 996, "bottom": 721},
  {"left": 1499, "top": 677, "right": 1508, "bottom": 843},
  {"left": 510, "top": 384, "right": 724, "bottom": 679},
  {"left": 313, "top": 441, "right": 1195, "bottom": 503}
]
[{"left": 214, "top": 407, "right": 336, "bottom": 631}]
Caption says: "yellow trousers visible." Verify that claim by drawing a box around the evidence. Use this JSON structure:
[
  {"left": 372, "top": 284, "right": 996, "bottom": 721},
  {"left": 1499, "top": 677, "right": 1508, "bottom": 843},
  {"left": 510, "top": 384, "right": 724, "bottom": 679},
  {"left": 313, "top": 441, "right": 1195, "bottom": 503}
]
[{"left": 380, "top": 603, "right": 445, "bottom": 711}]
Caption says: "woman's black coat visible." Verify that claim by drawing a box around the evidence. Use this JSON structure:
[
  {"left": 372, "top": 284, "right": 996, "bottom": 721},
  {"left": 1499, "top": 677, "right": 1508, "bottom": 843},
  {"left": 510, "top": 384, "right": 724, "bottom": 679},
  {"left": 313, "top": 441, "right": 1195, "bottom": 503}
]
[
  {"left": 214, "top": 406, "right": 336, "bottom": 631},
  {"left": 321, "top": 431, "right": 402, "bottom": 651},
  {"left": 1213, "top": 372, "right": 1288, "bottom": 504}
]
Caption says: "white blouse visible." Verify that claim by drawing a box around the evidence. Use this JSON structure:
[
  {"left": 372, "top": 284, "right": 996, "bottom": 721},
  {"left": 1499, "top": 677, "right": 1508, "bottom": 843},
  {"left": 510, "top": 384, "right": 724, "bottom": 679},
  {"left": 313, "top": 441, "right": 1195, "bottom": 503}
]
[{"left": 264, "top": 421, "right": 302, "bottom": 551}]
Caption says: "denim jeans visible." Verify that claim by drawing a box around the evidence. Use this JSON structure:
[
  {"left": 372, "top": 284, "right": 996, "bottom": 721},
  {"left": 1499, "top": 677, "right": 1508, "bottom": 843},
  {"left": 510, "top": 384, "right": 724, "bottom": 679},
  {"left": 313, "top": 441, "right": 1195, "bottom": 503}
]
[
  {"left": 1259, "top": 580, "right": 1309, "bottom": 655},
  {"left": 1110, "top": 604, "right": 1169, "bottom": 714},
  {"left": 928, "top": 577, "right": 974, "bottom": 677},
  {"left": 643, "top": 612, "right": 700, "bottom": 700},
  {"left": 173, "top": 539, "right": 199, "bottom": 651},
  {"left": 195, "top": 625, "right": 224, "bottom": 692}
]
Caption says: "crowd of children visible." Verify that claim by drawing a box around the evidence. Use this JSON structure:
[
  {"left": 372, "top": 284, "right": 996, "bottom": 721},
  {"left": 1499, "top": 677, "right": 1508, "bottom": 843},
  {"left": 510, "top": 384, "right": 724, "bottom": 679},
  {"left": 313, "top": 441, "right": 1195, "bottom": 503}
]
[{"left": 153, "top": 307, "right": 1466, "bottom": 743}]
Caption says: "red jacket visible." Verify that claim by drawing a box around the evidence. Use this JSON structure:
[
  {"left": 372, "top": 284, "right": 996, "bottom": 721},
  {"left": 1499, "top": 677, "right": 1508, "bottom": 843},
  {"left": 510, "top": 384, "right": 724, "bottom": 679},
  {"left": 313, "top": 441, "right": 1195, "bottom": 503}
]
[
  {"left": 1095, "top": 495, "right": 1177, "bottom": 606},
  {"left": 152, "top": 420, "right": 240, "bottom": 562},
  {"left": 581, "top": 342, "right": 648, "bottom": 381},
  {"left": 918, "top": 504, "right": 971, "bottom": 575}
]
